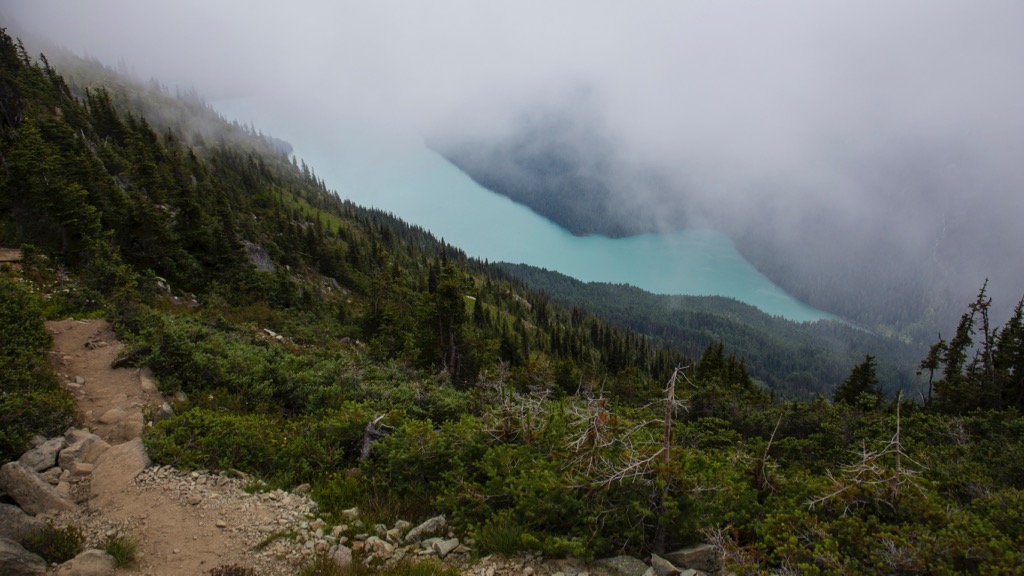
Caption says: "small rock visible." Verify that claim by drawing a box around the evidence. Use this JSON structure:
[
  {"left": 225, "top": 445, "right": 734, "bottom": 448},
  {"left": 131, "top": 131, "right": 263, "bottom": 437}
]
[
  {"left": 432, "top": 538, "right": 460, "bottom": 559},
  {"left": 404, "top": 515, "right": 446, "bottom": 543},
  {"left": 0, "top": 504, "right": 45, "bottom": 543},
  {"left": 341, "top": 507, "right": 359, "bottom": 521},
  {"left": 55, "top": 548, "right": 116, "bottom": 576},
  {"left": 18, "top": 437, "right": 66, "bottom": 472},
  {"left": 139, "top": 368, "right": 160, "bottom": 393},
  {"left": 216, "top": 520, "right": 227, "bottom": 528},
  {"left": 663, "top": 545, "right": 718, "bottom": 574},
  {"left": 40, "top": 467, "right": 63, "bottom": 486},
  {"left": 187, "top": 493, "right": 202, "bottom": 506},
  {"left": 331, "top": 545, "right": 353, "bottom": 569},
  {"left": 97, "top": 405, "right": 127, "bottom": 424},
  {"left": 293, "top": 483, "right": 311, "bottom": 494},
  {"left": 650, "top": 554, "right": 680, "bottom": 576},
  {"left": 0, "top": 462, "right": 77, "bottom": 515},
  {"left": 70, "top": 463, "right": 93, "bottom": 477},
  {"left": 0, "top": 536, "right": 46, "bottom": 575},
  {"left": 594, "top": 556, "right": 651, "bottom": 576},
  {"left": 75, "top": 376, "right": 85, "bottom": 385}
]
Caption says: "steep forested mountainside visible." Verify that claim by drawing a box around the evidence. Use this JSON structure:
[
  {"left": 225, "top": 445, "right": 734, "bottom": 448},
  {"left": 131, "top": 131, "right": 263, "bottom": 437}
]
[
  {"left": 500, "top": 264, "right": 921, "bottom": 400},
  {"left": 4, "top": 30, "right": 1024, "bottom": 573}
]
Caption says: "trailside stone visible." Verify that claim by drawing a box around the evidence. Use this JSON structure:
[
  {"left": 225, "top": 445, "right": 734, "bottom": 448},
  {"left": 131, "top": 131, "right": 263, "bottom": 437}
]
[
  {"left": 98, "top": 407, "right": 127, "bottom": 425},
  {"left": 664, "top": 545, "right": 718, "bottom": 574},
  {"left": 594, "top": 556, "right": 651, "bottom": 576},
  {"left": 55, "top": 548, "right": 117, "bottom": 576},
  {"left": 0, "top": 536, "right": 46, "bottom": 576},
  {"left": 139, "top": 367, "right": 160, "bottom": 393},
  {"left": 58, "top": 433, "right": 108, "bottom": 471},
  {"left": 0, "top": 504, "right": 45, "bottom": 543},
  {"left": 433, "top": 538, "right": 460, "bottom": 559},
  {"left": 331, "top": 545, "right": 353, "bottom": 569},
  {"left": 404, "top": 515, "right": 446, "bottom": 543},
  {"left": 17, "top": 437, "right": 66, "bottom": 472},
  {"left": 0, "top": 462, "right": 78, "bottom": 515},
  {"left": 650, "top": 554, "right": 680, "bottom": 576},
  {"left": 90, "top": 438, "right": 151, "bottom": 506}
]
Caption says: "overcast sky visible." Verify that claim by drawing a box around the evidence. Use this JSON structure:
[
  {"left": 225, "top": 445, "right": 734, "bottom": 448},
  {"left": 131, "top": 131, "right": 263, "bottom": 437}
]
[{"left": 6, "top": 1, "right": 1024, "bottom": 303}]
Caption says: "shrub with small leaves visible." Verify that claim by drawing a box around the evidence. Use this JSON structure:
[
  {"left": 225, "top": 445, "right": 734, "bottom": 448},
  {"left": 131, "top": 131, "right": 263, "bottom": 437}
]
[{"left": 21, "top": 521, "right": 84, "bottom": 564}]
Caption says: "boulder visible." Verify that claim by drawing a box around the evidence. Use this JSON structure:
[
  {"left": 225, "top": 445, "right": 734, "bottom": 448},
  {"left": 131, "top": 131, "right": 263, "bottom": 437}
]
[
  {"left": 97, "top": 408, "right": 126, "bottom": 425},
  {"left": 594, "top": 556, "right": 651, "bottom": 576},
  {"left": 17, "top": 437, "right": 66, "bottom": 472},
  {"left": 139, "top": 367, "right": 160, "bottom": 393},
  {"left": 58, "top": 433, "right": 109, "bottom": 470},
  {"left": 364, "top": 536, "right": 394, "bottom": 556},
  {"left": 331, "top": 544, "right": 353, "bottom": 569},
  {"left": 0, "top": 504, "right": 45, "bottom": 542},
  {"left": 432, "top": 538, "right": 460, "bottom": 559},
  {"left": 664, "top": 544, "right": 718, "bottom": 574},
  {"left": 404, "top": 515, "right": 447, "bottom": 543},
  {"left": 55, "top": 548, "right": 117, "bottom": 576},
  {"left": 649, "top": 554, "right": 680, "bottom": 576},
  {"left": 109, "top": 413, "right": 144, "bottom": 443},
  {"left": 90, "top": 438, "right": 151, "bottom": 506},
  {"left": 0, "top": 536, "right": 46, "bottom": 576},
  {"left": 0, "top": 462, "right": 78, "bottom": 515}
]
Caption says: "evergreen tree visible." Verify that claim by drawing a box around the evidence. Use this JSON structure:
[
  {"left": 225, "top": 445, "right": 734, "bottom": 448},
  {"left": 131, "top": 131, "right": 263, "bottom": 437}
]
[{"left": 833, "top": 354, "right": 882, "bottom": 406}]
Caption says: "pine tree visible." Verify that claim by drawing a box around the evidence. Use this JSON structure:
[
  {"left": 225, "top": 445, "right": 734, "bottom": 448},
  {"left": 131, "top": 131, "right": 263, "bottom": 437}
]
[{"left": 833, "top": 354, "right": 882, "bottom": 406}]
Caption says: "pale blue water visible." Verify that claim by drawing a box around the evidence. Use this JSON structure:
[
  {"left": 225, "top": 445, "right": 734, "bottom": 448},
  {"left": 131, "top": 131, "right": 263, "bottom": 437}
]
[{"left": 213, "top": 101, "right": 835, "bottom": 323}]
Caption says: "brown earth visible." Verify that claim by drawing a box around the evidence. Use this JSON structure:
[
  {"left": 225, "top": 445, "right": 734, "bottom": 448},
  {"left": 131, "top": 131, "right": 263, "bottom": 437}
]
[{"left": 46, "top": 319, "right": 301, "bottom": 576}]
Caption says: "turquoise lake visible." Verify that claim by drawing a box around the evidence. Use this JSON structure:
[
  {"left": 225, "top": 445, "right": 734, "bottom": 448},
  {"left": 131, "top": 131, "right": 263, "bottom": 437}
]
[{"left": 213, "top": 102, "right": 835, "bottom": 323}]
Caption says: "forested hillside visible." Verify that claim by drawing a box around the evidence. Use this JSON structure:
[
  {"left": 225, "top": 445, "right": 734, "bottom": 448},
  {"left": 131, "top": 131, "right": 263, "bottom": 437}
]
[
  {"left": 501, "top": 264, "right": 921, "bottom": 400},
  {"left": 3, "top": 30, "right": 1024, "bottom": 573}
]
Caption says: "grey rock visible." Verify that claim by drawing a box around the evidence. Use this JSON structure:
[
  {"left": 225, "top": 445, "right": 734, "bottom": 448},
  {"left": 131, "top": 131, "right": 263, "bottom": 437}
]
[
  {"left": 341, "top": 507, "right": 359, "bottom": 521},
  {"left": 0, "top": 462, "right": 78, "bottom": 515},
  {"left": 0, "top": 536, "right": 46, "bottom": 576},
  {"left": 58, "top": 434, "right": 109, "bottom": 471},
  {"left": 109, "top": 413, "right": 145, "bottom": 443},
  {"left": 393, "top": 519, "right": 413, "bottom": 533},
  {"left": 90, "top": 439, "right": 151, "bottom": 506},
  {"left": 331, "top": 545, "right": 353, "bottom": 569},
  {"left": 404, "top": 515, "right": 446, "bottom": 543},
  {"left": 650, "top": 554, "right": 680, "bottom": 576},
  {"left": 0, "top": 504, "right": 45, "bottom": 543},
  {"left": 70, "top": 463, "right": 94, "bottom": 477},
  {"left": 664, "top": 545, "right": 718, "bottom": 574},
  {"left": 40, "top": 467, "right": 63, "bottom": 485},
  {"left": 18, "top": 437, "right": 66, "bottom": 472},
  {"left": 55, "top": 548, "right": 116, "bottom": 576},
  {"left": 27, "top": 436, "right": 47, "bottom": 449},
  {"left": 98, "top": 408, "right": 126, "bottom": 425},
  {"left": 139, "top": 368, "right": 160, "bottom": 393},
  {"left": 432, "top": 538, "right": 460, "bottom": 559},
  {"left": 594, "top": 556, "right": 651, "bottom": 576}
]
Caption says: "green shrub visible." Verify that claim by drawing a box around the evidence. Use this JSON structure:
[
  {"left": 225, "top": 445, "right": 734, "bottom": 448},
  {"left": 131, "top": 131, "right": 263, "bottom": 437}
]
[
  {"left": 472, "top": 510, "right": 529, "bottom": 556},
  {"left": 0, "top": 274, "right": 76, "bottom": 460},
  {"left": 21, "top": 522, "right": 84, "bottom": 564}
]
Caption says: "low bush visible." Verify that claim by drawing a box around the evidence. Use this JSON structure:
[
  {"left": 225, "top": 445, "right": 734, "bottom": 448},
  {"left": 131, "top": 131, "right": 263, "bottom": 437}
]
[{"left": 21, "top": 522, "right": 84, "bottom": 564}]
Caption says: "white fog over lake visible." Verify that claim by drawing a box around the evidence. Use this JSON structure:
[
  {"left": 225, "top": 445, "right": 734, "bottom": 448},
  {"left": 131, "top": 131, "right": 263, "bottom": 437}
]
[{"left": 214, "top": 99, "right": 836, "bottom": 323}]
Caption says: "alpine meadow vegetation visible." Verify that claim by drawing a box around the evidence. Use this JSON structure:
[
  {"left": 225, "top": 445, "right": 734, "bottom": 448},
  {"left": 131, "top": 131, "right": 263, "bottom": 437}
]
[{"left": 2, "top": 28, "right": 1023, "bottom": 573}]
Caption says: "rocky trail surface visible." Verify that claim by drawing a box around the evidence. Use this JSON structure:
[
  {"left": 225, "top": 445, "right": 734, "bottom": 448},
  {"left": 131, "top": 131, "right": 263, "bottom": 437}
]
[{"left": 0, "top": 319, "right": 721, "bottom": 576}]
